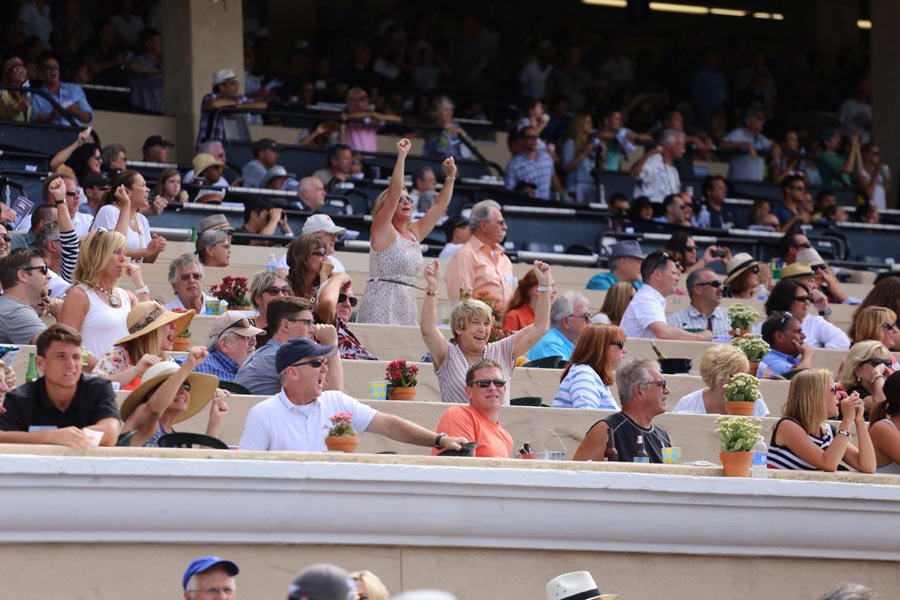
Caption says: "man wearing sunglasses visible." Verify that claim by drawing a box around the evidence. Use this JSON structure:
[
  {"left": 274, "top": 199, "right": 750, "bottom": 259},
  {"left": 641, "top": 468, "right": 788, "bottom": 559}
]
[
  {"left": 166, "top": 253, "right": 213, "bottom": 314},
  {"left": 778, "top": 231, "right": 812, "bottom": 266},
  {"left": 666, "top": 268, "right": 732, "bottom": 342},
  {"left": 178, "top": 311, "right": 264, "bottom": 382},
  {"left": 772, "top": 175, "right": 813, "bottom": 233},
  {"left": 239, "top": 337, "right": 467, "bottom": 452},
  {"left": 795, "top": 247, "right": 861, "bottom": 306},
  {"left": 620, "top": 250, "right": 714, "bottom": 341},
  {"left": 573, "top": 357, "right": 673, "bottom": 463},
  {"left": 430, "top": 359, "right": 513, "bottom": 458},
  {"left": 759, "top": 312, "right": 815, "bottom": 378},
  {"left": 0, "top": 250, "right": 50, "bottom": 344}
]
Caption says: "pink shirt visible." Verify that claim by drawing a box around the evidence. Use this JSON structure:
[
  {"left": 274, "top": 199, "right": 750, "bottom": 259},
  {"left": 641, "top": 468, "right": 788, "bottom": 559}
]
[
  {"left": 445, "top": 236, "right": 516, "bottom": 306},
  {"left": 344, "top": 123, "right": 378, "bottom": 153}
]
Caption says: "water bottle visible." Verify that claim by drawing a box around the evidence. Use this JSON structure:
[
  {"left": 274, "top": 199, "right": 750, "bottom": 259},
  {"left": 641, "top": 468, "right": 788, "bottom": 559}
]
[
  {"left": 698, "top": 205, "right": 710, "bottom": 229},
  {"left": 266, "top": 253, "right": 277, "bottom": 270},
  {"left": 755, "top": 284, "right": 767, "bottom": 301},
  {"left": 751, "top": 438, "right": 768, "bottom": 478}
]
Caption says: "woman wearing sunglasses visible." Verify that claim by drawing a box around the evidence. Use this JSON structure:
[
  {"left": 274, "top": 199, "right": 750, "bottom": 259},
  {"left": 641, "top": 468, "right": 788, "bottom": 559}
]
[
  {"left": 765, "top": 279, "right": 850, "bottom": 349},
  {"left": 358, "top": 138, "right": 456, "bottom": 326},
  {"left": 552, "top": 324, "right": 627, "bottom": 410},
  {"left": 0, "top": 223, "right": 10, "bottom": 259},
  {"left": 286, "top": 233, "right": 328, "bottom": 298},
  {"left": 768, "top": 368, "right": 875, "bottom": 472},
  {"left": 837, "top": 341, "right": 893, "bottom": 416},
  {"left": 119, "top": 347, "right": 229, "bottom": 447},
  {"left": 316, "top": 272, "right": 375, "bottom": 360},
  {"left": 849, "top": 306, "right": 900, "bottom": 358},
  {"left": 722, "top": 252, "right": 766, "bottom": 299},
  {"left": 249, "top": 269, "right": 291, "bottom": 346},
  {"left": 869, "top": 371, "right": 900, "bottom": 474}
]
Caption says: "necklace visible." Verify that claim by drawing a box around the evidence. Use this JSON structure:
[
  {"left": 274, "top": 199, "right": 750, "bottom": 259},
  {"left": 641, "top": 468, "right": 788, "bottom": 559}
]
[
  {"left": 454, "top": 340, "right": 486, "bottom": 367},
  {"left": 95, "top": 282, "right": 119, "bottom": 307}
]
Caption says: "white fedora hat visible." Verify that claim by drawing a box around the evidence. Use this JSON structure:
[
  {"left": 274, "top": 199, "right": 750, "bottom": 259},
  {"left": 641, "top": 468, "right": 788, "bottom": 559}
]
[{"left": 546, "top": 571, "right": 616, "bottom": 600}]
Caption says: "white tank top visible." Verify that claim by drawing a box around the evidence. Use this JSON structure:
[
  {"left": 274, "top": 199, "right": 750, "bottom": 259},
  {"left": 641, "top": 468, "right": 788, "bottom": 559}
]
[{"left": 78, "top": 284, "right": 132, "bottom": 359}]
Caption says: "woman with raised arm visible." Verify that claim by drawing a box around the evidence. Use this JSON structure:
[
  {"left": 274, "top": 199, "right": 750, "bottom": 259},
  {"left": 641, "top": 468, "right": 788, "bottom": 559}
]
[
  {"left": 420, "top": 259, "right": 553, "bottom": 404},
  {"left": 358, "top": 138, "right": 456, "bottom": 325},
  {"left": 90, "top": 169, "right": 167, "bottom": 263}
]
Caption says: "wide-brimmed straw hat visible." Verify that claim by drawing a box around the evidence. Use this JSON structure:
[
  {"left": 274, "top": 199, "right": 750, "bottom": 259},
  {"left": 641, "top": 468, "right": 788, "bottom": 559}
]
[
  {"left": 192, "top": 153, "right": 225, "bottom": 177},
  {"left": 724, "top": 253, "right": 759, "bottom": 286},
  {"left": 120, "top": 361, "right": 218, "bottom": 424},
  {"left": 781, "top": 262, "right": 814, "bottom": 279},
  {"left": 114, "top": 302, "right": 194, "bottom": 346}
]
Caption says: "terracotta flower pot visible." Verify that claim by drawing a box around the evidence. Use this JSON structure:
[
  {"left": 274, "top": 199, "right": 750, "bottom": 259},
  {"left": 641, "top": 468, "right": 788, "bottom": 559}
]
[
  {"left": 747, "top": 361, "right": 759, "bottom": 376},
  {"left": 171, "top": 337, "right": 190, "bottom": 351},
  {"left": 388, "top": 386, "right": 417, "bottom": 401},
  {"left": 325, "top": 435, "right": 358, "bottom": 453},
  {"left": 725, "top": 401, "right": 755, "bottom": 416},
  {"left": 720, "top": 451, "right": 753, "bottom": 477},
  {"left": 730, "top": 328, "right": 752, "bottom": 338}
]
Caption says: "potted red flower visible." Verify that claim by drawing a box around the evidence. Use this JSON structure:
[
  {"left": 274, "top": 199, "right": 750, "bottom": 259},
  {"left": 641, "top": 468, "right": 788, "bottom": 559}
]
[
  {"left": 209, "top": 276, "right": 250, "bottom": 310},
  {"left": 386, "top": 359, "right": 419, "bottom": 401}
]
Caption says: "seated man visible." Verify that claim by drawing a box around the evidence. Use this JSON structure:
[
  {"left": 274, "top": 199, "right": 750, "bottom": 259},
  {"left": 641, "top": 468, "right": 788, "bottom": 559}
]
[
  {"left": 438, "top": 214, "right": 471, "bottom": 260},
  {"left": 0, "top": 249, "right": 50, "bottom": 344},
  {"left": 312, "top": 144, "right": 352, "bottom": 189},
  {"left": 235, "top": 296, "right": 342, "bottom": 395},
  {"left": 573, "top": 357, "right": 673, "bottom": 463},
  {"left": 586, "top": 240, "right": 644, "bottom": 291},
  {"left": 666, "top": 268, "right": 732, "bottom": 342},
  {"left": 176, "top": 312, "right": 263, "bottom": 382},
  {"left": 795, "top": 247, "right": 860, "bottom": 305},
  {"left": 315, "top": 273, "right": 376, "bottom": 360},
  {"left": 620, "top": 250, "right": 713, "bottom": 341},
  {"left": 759, "top": 311, "right": 815, "bottom": 377},
  {"left": 431, "top": 359, "right": 513, "bottom": 458},
  {"left": 0, "top": 324, "right": 120, "bottom": 448},
  {"left": 141, "top": 135, "right": 174, "bottom": 163},
  {"left": 238, "top": 337, "right": 468, "bottom": 452},
  {"left": 652, "top": 193, "right": 687, "bottom": 226},
  {"left": 295, "top": 176, "right": 326, "bottom": 212},
  {"left": 198, "top": 214, "right": 234, "bottom": 236},
  {"left": 182, "top": 556, "right": 239, "bottom": 600},
  {"left": 241, "top": 138, "right": 280, "bottom": 188},
  {"left": 235, "top": 198, "right": 289, "bottom": 247},
  {"left": 166, "top": 253, "right": 212, "bottom": 314},
  {"left": 526, "top": 290, "right": 590, "bottom": 362}
]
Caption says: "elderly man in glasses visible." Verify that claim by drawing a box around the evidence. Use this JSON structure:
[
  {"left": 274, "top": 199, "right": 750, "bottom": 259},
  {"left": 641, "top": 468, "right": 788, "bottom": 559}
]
[
  {"left": 431, "top": 359, "right": 513, "bottom": 458},
  {"left": 526, "top": 289, "right": 590, "bottom": 363},
  {"left": 183, "top": 556, "right": 239, "bottom": 600},
  {"left": 667, "top": 268, "right": 732, "bottom": 342},
  {"left": 239, "top": 337, "right": 468, "bottom": 452},
  {"left": 166, "top": 253, "right": 213, "bottom": 314},
  {"left": 175, "top": 311, "right": 264, "bottom": 382},
  {"left": 573, "top": 356, "right": 673, "bottom": 463}
]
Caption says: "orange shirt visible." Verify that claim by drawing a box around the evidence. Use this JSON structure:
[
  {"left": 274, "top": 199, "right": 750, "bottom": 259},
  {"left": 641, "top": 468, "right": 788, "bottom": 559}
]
[
  {"left": 431, "top": 404, "right": 513, "bottom": 458},
  {"left": 445, "top": 236, "right": 516, "bottom": 306},
  {"left": 502, "top": 305, "right": 534, "bottom": 332}
]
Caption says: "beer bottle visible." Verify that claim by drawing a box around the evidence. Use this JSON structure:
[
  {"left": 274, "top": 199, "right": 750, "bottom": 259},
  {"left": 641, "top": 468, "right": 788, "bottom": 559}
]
[
  {"left": 633, "top": 433, "right": 650, "bottom": 463},
  {"left": 25, "top": 352, "right": 39, "bottom": 383},
  {"left": 604, "top": 431, "right": 618, "bottom": 462}
]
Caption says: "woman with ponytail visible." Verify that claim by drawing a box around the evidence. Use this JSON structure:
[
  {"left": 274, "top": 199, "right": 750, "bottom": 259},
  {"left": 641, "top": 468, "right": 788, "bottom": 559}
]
[{"left": 868, "top": 371, "right": 900, "bottom": 474}]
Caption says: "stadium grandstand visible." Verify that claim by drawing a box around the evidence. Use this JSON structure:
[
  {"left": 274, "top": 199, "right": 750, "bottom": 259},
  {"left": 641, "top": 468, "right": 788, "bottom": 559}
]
[{"left": 0, "top": 1, "right": 898, "bottom": 599}]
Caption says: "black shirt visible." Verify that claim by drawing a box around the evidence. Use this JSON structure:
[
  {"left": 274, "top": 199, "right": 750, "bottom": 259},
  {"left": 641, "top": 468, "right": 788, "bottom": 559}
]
[
  {"left": 588, "top": 412, "right": 672, "bottom": 463},
  {"left": 0, "top": 374, "right": 120, "bottom": 432}
]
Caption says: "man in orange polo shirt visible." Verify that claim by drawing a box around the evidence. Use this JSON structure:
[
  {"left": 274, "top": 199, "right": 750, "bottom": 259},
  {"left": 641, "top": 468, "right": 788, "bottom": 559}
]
[
  {"left": 445, "top": 199, "right": 516, "bottom": 306},
  {"left": 432, "top": 358, "right": 514, "bottom": 458}
]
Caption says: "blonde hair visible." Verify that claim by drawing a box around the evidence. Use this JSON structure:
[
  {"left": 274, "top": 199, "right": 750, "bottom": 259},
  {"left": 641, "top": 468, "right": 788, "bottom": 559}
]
[
  {"left": 122, "top": 327, "right": 165, "bottom": 364},
  {"left": 599, "top": 281, "right": 635, "bottom": 326},
  {"left": 449, "top": 298, "right": 493, "bottom": 342},
  {"left": 783, "top": 368, "right": 831, "bottom": 434},
  {"left": 850, "top": 306, "right": 897, "bottom": 344},
  {"left": 74, "top": 229, "right": 128, "bottom": 286},
  {"left": 699, "top": 344, "right": 749, "bottom": 389},
  {"left": 838, "top": 340, "right": 891, "bottom": 391},
  {"left": 371, "top": 187, "right": 409, "bottom": 219},
  {"left": 349, "top": 571, "right": 389, "bottom": 600}
]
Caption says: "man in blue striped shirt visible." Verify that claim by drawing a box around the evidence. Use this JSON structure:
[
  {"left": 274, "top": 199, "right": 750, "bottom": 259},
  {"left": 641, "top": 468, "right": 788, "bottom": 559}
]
[{"left": 176, "top": 312, "right": 263, "bottom": 382}]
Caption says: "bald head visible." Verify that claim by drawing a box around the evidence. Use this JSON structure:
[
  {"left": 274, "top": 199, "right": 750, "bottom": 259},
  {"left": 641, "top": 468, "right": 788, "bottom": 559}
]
[{"left": 298, "top": 176, "right": 326, "bottom": 211}]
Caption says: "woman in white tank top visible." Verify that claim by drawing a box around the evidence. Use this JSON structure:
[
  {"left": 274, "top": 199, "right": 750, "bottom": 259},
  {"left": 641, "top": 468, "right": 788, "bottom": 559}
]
[
  {"left": 59, "top": 229, "right": 152, "bottom": 361},
  {"left": 89, "top": 170, "right": 167, "bottom": 263},
  {"left": 869, "top": 372, "right": 900, "bottom": 474}
]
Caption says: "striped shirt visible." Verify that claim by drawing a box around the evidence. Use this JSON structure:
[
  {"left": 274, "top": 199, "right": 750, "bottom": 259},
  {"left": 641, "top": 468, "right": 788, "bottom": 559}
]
[
  {"left": 435, "top": 335, "right": 516, "bottom": 405},
  {"left": 552, "top": 364, "right": 619, "bottom": 410},
  {"left": 59, "top": 228, "right": 78, "bottom": 283},
  {"left": 767, "top": 417, "right": 835, "bottom": 470}
]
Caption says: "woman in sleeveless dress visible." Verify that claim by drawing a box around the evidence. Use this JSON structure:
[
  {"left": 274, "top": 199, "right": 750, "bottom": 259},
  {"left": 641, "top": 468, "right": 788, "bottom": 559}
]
[
  {"left": 90, "top": 170, "right": 167, "bottom": 263},
  {"left": 58, "top": 229, "right": 151, "bottom": 361},
  {"left": 358, "top": 138, "right": 456, "bottom": 325},
  {"left": 767, "top": 368, "right": 875, "bottom": 472},
  {"left": 868, "top": 371, "right": 900, "bottom": 474}
]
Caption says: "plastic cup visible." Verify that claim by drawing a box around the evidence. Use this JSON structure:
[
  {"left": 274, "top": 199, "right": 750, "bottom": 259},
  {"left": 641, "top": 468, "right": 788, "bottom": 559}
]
[
  {"left": 82, "top": 428, "right": 103, "bottom": 447},
  {"left": 662, "top": 446, "right": 682, "bottom": 464}
]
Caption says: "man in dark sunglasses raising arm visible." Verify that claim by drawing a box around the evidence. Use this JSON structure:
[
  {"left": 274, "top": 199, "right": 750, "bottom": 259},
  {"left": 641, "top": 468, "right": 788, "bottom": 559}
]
[{"left": 239, "top": 337, "right": 467, "bottom": 453}]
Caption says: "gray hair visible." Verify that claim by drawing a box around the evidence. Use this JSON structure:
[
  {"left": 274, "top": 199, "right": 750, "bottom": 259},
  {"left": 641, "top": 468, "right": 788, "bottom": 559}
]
[
  {"left": 167, "top": 252, "right": 204, "bottom": 284},
  {"left": 550, "top": 289, "right": 588, "bottom": 328},
  {"left": 430, "top": 95, "right": 454, "bottom": 121},
  {"left": 196, "top": 229, "right": 229, "bottom": 260},
  {"left": 101, "top": 143, "right": 125, "bottom": 165},
  {"left": 34, "top": 221, "right": 59, "bottom": 250},
  {"left": 297, "top": 176, "right": 319, "bottom": 197},
  {"left": 615, "top": 356, "right": 660, "bottom": 406},
  {"left": 660, "top": 129, "right": 683, "bottom": 146},
  {"left": 197, "top": 140, "right": 223, "bottom": 155},
  {"left": 685, "top": 267, "right": 714, "bottom": 300},
  {"left": 817, "top": 583, "right": 879, "bottom": 600},
  {"left": 609, "top": 256, "right": 621, "bottom": 271},
  {"left": 468, "top": 199, "right": 501, "bottom": 232}
]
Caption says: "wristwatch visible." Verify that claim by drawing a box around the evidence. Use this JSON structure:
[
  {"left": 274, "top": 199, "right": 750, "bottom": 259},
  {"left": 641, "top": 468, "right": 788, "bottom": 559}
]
[
  {"left": 837, "top": 429, "right": 851, "bottom": 437},
  {"left": 819, "top": 307, "right": 832, "bottom": 316},
  {"left": 433, "top": 432, "right": 447, "bottom": 449}
]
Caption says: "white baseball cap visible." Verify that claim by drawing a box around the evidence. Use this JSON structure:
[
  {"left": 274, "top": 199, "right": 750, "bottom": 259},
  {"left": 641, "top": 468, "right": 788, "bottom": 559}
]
[{"left": 301, "top": 214, "right": 346, "bottom": 236}]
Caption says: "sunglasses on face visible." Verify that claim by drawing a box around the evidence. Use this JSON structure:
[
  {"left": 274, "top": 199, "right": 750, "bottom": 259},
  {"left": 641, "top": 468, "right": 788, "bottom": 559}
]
[
  {"left": 694, "top": 280, "right": 722, "bottom": 288},
  {"left": 793, "top": 295, "right": 810, "bottom": 303},
  {"left": 641, "top": 379, "right": 667, "bottom": 389},
  {"left": 179, "top": 273, "right": 203, "bottom": 281},
  {"left": 265, "top": 286, "right": 291, "bottom": 296},
  {"left": 684, "top": 245, "right": 697, "bottom": 252},
  {"left": 569, "top": 313, "right": 591, "bottom": 323},
  {"left": 338, "top": 293, "right": 358, "bottom": 307},
  {"left": 0, "top": 233, "right": 10, "bottom": 243},
  {"left": 811, "top": 264, "right": 828, "bottom": 272},
  {"left": 609, "top": 340, "right": 626, "bottom": 349},
  {"left": 180, "top": 382, "right": 192, "bottom": 392},
  {"left": 291, "top": 357, "right": 327, "bottom": 369},
  {"left": 473, "top": 379, "right": 506, "bottom": 388},
  {"left": 20, "top": 264, "right": 48, "bottom": 275},
  {"left": 882, "top": 323, "right": 897, "bottom": 331},
  {"left": 65, "top": 190, "right": 79, "bottom": 197},
  {"left": 287, "top": 317, "right": 313, "bottom": 326},
  {"left": 867, "top": 358, "right": 892, "bottom": 367},
  {"left": 312, "top": 249, "right": 326, "bottom": 257},
  {"left": 792, "top": 242, "right": 812, "bottom": 249}
]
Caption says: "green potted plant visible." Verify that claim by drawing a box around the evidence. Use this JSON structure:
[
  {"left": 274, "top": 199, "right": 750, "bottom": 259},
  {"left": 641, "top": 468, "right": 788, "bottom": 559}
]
[
  {"left": 324, "top": 412, "right": 358, "bottom": 453},
  {"left": 386, "top": 360, "right": 419, "bottom": 400},
  {"left": 715, "top": 415, "right": 762, "bottom": 477},
  {"left": 727, "top": 303, "right": 759, "bottom": 337},
  {"left": 723, "top": 372, "right": 762, "bottom": 416},
  {"left": 731, "top": 334, "right": 770, "bottom": 376}
]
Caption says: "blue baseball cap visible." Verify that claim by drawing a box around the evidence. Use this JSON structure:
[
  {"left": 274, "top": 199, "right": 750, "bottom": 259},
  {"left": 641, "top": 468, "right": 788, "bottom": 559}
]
[
  {"left": 183, "top": 556, "right": 240, "bottom": 590},
  {"left": 275, "top": 337, "right": 335, "bottom": 374}
]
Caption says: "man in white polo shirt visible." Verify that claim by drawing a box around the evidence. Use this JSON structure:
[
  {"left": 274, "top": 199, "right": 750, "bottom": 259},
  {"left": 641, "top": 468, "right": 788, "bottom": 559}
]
[
  {"left": 619, "top": 250, "right": 714, "bottom": 341},
  {"left": 238, "top": 337, "right": 468, "bottom": 452}
]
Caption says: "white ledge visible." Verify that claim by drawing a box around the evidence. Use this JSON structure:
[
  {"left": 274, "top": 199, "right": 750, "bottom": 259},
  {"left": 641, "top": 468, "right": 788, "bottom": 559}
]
[{"left": 2, "top": 454, "right": 900, "bottom": 560}]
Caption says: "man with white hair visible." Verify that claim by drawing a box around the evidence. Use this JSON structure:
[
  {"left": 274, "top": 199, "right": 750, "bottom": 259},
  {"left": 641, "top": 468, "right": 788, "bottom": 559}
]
[
  {"left": 296, "top": 176, "right": 327, "bottom": 212},
  {"left": 630, "top": 129, "right": 684, "bottom": 204},
  {"left": 166, "top": 253, "right": 211, "bottom": 314},
  {"left": 183, "top": 556, "right": 239, "bottom": 600},
  {"left": 445, "top": 199, "right": 517, "bottom": 304},
  {"left": 573, "top": 356, "right": 673, "bottom": 463},
  {"left": 526, "top": 289, "right": 590, "bottom": 362}
]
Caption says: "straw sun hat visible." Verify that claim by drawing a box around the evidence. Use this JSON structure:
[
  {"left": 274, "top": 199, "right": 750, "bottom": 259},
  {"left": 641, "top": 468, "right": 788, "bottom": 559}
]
[
  {"left": 114, "top": 302, "right": 195, "bottom": 346},
  {"left": 120, "top": 361, "right": 219, "bottom": 424}
]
